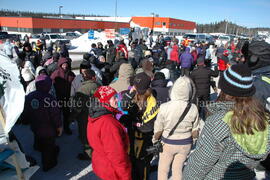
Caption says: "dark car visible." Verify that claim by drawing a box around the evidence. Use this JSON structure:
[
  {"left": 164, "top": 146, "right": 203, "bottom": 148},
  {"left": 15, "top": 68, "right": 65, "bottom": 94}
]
[
  {"left": 0, "top": 32, "right": 9, "bottom": 43},
  {"left": 164, "top": 36, "right": 172, "bottom": 45},
  {"left": 8, "top": 34, "right": 21, "bottom": 42}
]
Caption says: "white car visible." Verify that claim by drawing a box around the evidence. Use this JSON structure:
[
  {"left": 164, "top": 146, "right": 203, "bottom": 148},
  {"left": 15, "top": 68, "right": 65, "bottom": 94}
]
[
  {"left": 44, "top": 34, "right": 71, "bottom": 48},
  {"left": 215, "top": 35, "right": 231, "bottom": 46}
]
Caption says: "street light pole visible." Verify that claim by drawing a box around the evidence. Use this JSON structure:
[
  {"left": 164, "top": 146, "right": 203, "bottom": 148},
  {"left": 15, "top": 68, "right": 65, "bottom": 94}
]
[{"left": 59, "top": 6, "right": 63, "bottom": 18}]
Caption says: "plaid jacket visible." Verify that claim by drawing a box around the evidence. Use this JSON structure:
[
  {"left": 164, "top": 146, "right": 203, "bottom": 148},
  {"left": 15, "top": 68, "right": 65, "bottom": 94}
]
[{"left": 183, "top": 102, "right": 270, "bottom": 180}]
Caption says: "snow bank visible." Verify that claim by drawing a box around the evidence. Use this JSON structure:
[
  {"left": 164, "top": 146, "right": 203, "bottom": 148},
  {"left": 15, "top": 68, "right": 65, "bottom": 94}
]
[
  {"left": 266, "top": 37, "right": 270, "bottom": 44},
  {"left": 70, "top": 31, "right": 129, "bottom": 53}
]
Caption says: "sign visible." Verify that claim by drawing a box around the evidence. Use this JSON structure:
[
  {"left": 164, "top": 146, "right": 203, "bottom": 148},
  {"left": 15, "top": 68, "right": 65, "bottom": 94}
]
[
  {"left": 119, "top": 28, "right": 130, "bottom": 35},
  {"left": 88, "top": 30, "right": 95, "bottom": 39},
  {"left": 0, "top": 53, "right": 25, "bottom": 139},
  {"left": 105, "top": 29, "right": 116, "bottom": 39}
]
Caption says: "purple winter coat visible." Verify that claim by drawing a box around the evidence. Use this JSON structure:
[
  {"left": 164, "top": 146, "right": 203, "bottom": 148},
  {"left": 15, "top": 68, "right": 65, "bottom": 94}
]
[
  {"left": 24, "top": 75, "right": 62, "bottom": 138},
  {"left": 180, "top": 47, "right": 194, "bottom": 68}
]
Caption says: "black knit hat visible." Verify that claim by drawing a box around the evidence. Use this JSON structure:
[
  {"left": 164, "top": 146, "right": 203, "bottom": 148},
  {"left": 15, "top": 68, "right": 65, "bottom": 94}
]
[
  {"left": 80, "top": 60, "right": 91, "bottom": 70},
  {"left": 219, "top": 64, "right": 255, "bottom": 97},
  {"left": 133, "top": 72, "right": 151, "bottom": 95}
]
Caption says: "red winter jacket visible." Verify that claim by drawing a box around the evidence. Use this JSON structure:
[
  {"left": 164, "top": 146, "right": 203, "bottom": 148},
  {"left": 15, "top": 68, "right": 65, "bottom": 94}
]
[
  {"left": 170, "top": 45, "right": 179, "bottom": 63},
  {"left": 217, "top": 58, "right": 229, "bottom": 71},
  {"left": 87, "top": 108, "right": 132, "bottom": 180}
]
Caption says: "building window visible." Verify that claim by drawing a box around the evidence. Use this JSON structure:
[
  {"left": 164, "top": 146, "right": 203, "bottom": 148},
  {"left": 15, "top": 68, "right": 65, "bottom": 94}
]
[
  {"left": 59, "top": 29, "right": 64, "bottom": 33},
  {"left": 43, "top": 28, "right": 52, "bottom": 33},
  {"left": 155, "top": 22, "right": 161, "bottom": 26},
  {"left": 162, "top": 22, "right": 166, "bottom": 26}
]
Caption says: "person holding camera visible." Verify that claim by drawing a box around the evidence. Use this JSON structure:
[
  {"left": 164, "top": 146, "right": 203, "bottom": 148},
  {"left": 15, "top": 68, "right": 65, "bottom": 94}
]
[
  {"left": 121, "top": 72, "right": 159, "bottom": 180},
  {"left": 153, "top": 76, "right": 200, "bottom": 180}
]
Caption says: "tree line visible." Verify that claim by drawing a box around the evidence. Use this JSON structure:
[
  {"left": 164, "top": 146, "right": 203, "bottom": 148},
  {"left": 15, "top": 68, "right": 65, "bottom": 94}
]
[
  {"left": 0, "top": 9, "right": 107, "bottom": 18},
  {"left": 197, "top": 20, "right": 270, "bottom": 36}
]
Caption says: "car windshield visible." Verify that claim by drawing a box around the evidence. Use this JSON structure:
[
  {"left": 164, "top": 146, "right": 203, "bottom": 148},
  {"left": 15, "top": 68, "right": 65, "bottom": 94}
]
[
  {"left": 183, "top": 34, "right": 196, "bottom": 39},
  {"left": 50, "top": 35, "right": 62, "bottom": 39},
  {"left": 219, "top": 36, "right": 230, "bottom": 40},
  {"left": 198, "top": 35, "right": 205, "bottom": 39},
  {"left": 32, "top": 35, "right": 40, "bottom": 38}
]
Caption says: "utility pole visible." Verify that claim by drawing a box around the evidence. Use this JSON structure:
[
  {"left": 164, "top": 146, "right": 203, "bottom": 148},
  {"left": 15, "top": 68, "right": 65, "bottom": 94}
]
[
  {"left": 225, "top": 20, "right": 228, "bottom": 34},
  {"left": 59, "top": 6, "right": 63, "bottom": 18},
  {"left": 115, "top": 0, "right": 118, "bottom": 32}
]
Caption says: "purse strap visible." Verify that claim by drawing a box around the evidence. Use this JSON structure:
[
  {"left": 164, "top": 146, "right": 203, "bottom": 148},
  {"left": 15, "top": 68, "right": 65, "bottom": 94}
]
[{"left": 167, "top": 102, "right": 192, "bottom": 138}]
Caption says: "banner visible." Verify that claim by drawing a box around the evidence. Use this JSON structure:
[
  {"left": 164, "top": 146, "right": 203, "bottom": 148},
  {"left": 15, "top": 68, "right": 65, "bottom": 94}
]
[
  {"left": 88, "top": 30, "right": 95, "bottom": 40},
  {"left": 0, "top": 53, "right": 25, "bottom": 138},
  {"left": 119, "top": 28, "right": 130, "bottom": 35},
  {"left": 105, "top": 29, "right": 116, "bottom": 39}
]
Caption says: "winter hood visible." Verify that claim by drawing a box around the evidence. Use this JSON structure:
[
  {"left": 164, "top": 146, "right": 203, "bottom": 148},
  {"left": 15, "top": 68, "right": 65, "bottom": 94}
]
[
  {"left": 170, "top": 76, "right": 192, "bottom": 101},
  {"left": 88, "top": 99, "right": 113, "bottom": 122},
  {"left": 185, "top": 47, "right": 190, "bottom": 53},
  {"left": 119, "top": 63, "right": 134, "bottom": 79},
  {"left": 35, "top": 66, "right": 46, "bottom": 77},
  {"left": 58, "top": 57, "right": 69, "bottom": 68}
]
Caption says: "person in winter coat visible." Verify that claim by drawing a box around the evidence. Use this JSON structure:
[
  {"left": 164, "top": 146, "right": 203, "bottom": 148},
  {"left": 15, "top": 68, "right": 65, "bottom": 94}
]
[
  {"left": 153, "top": 76, "right": 200, "bottom": 180},
  {"left": 151, "top": 72, "right": 170, "bottom": 104},
  {"left": 191, "top": 47, "right": 198, "bottom": 65},
  {"left": 106, "top": 40, "right": 116, "bottom": 65},
  {"left": 72, "top": 69, "right": 98, "bottom": 160},
  {"left": 23, "top": 42, "right": 40, "bottom": 68},
  {"left": 190, "top": 56, "right": 219, "bottom": 120},
  {"left": 170, "top": 41, "right": 180, "bottom": 65},
  {"left": 110, "top": 63, "right": 134, "bottom": 93},
  {"left": 217, "top": 50, "right": 230, "bottom": 72},
  {"left": 121, "top": 72, "right": 159, "bottom": 180},
  {"left": 24, "top": 75, "right": 62, "bottom": 171},
  {"left": 3, "top": 39, "right": 14, "bottom": 59},
  {"left": 59, "top": 42, "right": 69, "bottom": 58},
  {"left": 46, "top": 52, "right": 60, "bottom": 76},
  {"left": 180, "top": 47, "right": 194, "bottom": 76},
  {"left": 243, "top": 40, "right": 270, "bottom": 170},
  {"left": 110, "top": 51, "right": 128, "bottom": 77},
  {"left": 70, "top": 60, "right": 92, "bottom": 97},
  {"left": 26, "top": 66, "right": 56, "bottom": 97},
  {"left": 116, "top": 39, "right": 128, "bottom": 59},
  {"left": 51, "top": 57, "right": 75, "bottom": 134},
  {"left": 183, "top": 64, "right": 270, "bottom": 180},
  {"left": 87, "top": 86, "right": 132, "bottom": 180}
]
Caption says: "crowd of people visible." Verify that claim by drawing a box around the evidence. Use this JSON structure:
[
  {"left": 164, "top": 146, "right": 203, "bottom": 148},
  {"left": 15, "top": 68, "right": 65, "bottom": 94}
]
[{"left": 1, "top": 32, "right": 270, "bottom": 180}]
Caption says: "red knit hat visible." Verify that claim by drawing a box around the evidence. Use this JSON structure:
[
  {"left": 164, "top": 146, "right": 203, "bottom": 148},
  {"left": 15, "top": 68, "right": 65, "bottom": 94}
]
[{"left": 94, "top": 86, "right": 117, "bottom": 104}]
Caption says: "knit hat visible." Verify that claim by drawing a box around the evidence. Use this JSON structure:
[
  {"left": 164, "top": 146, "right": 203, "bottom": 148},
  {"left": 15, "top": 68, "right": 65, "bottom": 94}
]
[
  {"left": 133, "top": 72, "right": 151, "bottom": 94},
  {"left": 94, "top": 86, "right": 117, "bottom": 104},
  {"left": 35, "top": 75, "right": 52, "bottom": 93},
  {"left": 219, "top": 64, "right": 255, "bottom": 97},
  {"left": 80, "top": 60, "right": 91, "bottom": 70}
]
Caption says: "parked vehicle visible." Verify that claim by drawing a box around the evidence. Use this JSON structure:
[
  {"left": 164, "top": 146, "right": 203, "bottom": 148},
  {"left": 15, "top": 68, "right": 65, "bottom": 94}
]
[
  {"left": 182, "top": 33, "right": 215, "bottom": 44},
  {"left": 64, "top": 32, "right": 80, "bottom": 40},
  {"left": 215, "top": 35, "right": 231, "bottom": 46},
  {"left": 0, "top": 32, "right": 9, "bottom": 43},
  {"left": 29, "top": 33, "right": 70, "bottom": 48},
  {"left": 44, "top": 34, "right": 71, "bottom": 48}
]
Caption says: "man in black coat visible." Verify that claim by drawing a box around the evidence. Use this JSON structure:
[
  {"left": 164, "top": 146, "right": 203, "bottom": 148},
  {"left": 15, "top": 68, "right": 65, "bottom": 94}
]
[
  {"left": 190, "top": 56, "right": 219, "bottom": 120},
  {"left": 151, "top": 72, "right": 170, "bottom": 105}
]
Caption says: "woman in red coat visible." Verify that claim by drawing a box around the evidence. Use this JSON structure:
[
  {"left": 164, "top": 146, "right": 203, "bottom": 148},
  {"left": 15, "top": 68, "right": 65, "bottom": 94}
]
[
  {"left": 170, "top": 41, "right": 180, "bottom": 64},
  {"left": 87, "top": 86, "right": 132, "bottom": 180}
]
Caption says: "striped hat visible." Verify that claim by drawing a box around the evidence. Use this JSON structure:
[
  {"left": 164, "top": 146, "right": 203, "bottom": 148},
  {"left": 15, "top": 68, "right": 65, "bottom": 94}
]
[{"left": 219, "top": 64, "right": 255, "bottom": 97}]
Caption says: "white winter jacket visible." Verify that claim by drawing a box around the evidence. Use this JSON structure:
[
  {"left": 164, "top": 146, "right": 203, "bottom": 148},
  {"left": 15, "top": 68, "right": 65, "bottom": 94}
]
[{"left": 153, "top": 76, "right": 200, "bottom": 142}]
